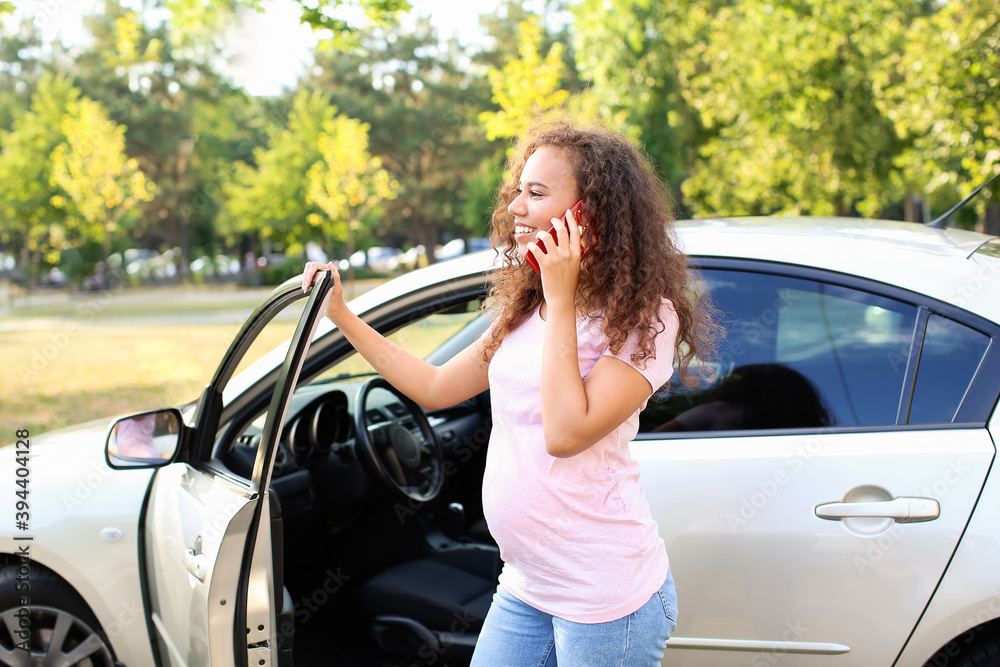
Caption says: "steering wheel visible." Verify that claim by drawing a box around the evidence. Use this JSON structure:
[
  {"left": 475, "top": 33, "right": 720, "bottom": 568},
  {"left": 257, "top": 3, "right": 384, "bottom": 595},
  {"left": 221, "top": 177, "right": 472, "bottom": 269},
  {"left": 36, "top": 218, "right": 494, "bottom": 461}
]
[{"left": 355, "top": 378, "right": 444, "bottom": 503}]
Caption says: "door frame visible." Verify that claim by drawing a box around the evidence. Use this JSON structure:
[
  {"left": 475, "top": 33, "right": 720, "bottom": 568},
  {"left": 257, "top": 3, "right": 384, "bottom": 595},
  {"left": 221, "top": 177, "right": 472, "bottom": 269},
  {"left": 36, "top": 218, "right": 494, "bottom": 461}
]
[{"left": 136, "top": 271, "right": 334, "bottom": 667}]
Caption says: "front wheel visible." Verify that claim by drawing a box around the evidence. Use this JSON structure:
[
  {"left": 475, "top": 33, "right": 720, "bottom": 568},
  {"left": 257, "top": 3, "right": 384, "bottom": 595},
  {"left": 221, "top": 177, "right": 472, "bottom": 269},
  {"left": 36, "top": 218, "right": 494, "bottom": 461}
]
[{"left": 0, "top": 566, "right": 116, "bottom": 667}]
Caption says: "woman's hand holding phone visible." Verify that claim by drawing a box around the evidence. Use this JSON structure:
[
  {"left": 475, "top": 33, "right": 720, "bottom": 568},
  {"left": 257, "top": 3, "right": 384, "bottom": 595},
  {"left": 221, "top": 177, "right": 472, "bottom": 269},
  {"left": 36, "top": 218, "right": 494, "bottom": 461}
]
[
  {"left": 525, "top": 199, "right": 587, "bottom": 274},
  {"left": 526, "top": 201, "right": 589, "bottom": 309}
]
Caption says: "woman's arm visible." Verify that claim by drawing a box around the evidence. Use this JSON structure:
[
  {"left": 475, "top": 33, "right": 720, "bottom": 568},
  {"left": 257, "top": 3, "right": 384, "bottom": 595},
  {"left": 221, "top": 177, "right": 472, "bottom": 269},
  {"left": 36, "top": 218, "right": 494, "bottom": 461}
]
[
  {"left": 530, "top": 212, "right": 656, "bottom": 458},
  {"left": 542, "top": 347, "right": 654, "bottom": 457},
  {"left": 302, "top": 262, "right": 490, "bottom": 411}
]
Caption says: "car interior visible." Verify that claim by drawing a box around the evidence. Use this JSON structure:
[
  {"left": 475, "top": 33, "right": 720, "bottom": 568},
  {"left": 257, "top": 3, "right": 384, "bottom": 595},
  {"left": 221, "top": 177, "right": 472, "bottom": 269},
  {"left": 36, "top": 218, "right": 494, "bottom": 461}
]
[{"left": 216, "top": 295, "right": 499, "bottom": 666}]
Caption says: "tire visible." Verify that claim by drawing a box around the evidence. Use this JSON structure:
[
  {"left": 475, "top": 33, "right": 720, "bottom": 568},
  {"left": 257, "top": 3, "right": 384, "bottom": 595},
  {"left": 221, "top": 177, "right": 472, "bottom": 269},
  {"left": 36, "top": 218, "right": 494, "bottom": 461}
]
[
  {"left": 952, "top": 635, "right": 1000, "bottom": 667},
  {"left": 0, "top": 565, "right": 117, "bottom": 667}
]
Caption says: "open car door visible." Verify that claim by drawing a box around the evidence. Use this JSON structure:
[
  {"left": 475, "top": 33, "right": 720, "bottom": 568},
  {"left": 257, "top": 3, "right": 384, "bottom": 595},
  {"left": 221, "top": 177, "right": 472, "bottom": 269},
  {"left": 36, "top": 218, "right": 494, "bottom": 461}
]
[{"left": 138, "top": 272, "right": 333, "bottom": 667}]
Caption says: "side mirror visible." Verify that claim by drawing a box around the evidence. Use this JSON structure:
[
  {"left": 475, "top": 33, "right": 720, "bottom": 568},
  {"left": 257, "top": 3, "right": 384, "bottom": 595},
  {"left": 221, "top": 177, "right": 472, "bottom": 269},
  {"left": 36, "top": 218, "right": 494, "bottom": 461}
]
[{"left": 105, "top": 408, "right": 184, "bottom": 469}]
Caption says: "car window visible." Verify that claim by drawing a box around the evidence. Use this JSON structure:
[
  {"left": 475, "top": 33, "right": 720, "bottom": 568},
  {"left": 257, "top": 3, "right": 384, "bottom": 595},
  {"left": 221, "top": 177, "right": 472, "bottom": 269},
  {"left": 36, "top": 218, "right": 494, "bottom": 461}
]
[
  {"left": 311, "top": 298, "right": 484, "bottom": 382},
  {"left": 908, "top": 314, "right": 990, "bottom": 424},
  {"left": 221, "top": 299, "right": 306, "bottom": 397},
  {"left": 639, "top": 269, "right": 919, "bottom": 433},
  {"left": 973, "top": 238, "right": 1000, "bottom": 260},
  {"left": 218, "top": 297, "right": 484, "bottom": 467}
]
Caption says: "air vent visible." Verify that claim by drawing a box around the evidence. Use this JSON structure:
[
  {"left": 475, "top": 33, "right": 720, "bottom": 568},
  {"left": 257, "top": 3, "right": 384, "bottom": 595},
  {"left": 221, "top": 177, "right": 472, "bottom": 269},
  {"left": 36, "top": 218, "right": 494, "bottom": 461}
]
[{"left": 366, "top": 409, "right": 387, "bottom": 424}]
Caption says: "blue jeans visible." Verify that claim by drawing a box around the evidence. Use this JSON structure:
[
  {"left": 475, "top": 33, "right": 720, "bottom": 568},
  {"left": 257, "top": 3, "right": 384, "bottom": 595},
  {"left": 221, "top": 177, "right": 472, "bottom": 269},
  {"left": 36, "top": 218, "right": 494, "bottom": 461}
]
[{"left": 470, "top": 570, "right": 677, "bottom": 666}]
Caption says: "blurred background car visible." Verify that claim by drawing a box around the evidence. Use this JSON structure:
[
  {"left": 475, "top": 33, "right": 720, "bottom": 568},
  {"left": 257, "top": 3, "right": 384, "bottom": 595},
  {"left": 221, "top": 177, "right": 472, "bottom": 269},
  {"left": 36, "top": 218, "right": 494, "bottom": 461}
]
[{"left": 364, "top": 246, "right": 404, "bottom": 273}]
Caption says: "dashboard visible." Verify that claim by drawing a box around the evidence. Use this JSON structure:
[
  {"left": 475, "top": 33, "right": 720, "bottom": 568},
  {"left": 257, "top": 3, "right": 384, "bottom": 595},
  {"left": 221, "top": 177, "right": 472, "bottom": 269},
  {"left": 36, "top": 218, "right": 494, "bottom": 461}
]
[{"left": 222, "top": 375, "right": 491, "bottom": 520}]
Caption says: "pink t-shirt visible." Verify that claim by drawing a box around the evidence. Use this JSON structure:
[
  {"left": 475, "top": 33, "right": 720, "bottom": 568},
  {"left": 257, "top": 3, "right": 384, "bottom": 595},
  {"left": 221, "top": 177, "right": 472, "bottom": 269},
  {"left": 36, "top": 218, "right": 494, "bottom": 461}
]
[{"left": 482, "top": 299, "right": 678, "bottom": 623}]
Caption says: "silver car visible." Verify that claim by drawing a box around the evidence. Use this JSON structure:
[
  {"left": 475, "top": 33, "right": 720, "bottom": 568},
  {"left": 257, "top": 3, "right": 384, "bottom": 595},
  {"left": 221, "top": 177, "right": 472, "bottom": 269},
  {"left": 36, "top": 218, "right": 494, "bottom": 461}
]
[{"left": 1, "top": 216, "right": 999, "bottom": 667}]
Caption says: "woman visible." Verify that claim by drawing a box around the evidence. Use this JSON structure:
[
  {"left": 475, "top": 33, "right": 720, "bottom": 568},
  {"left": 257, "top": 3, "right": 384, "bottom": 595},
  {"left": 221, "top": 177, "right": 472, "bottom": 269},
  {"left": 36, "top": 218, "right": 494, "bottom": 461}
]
[{"left": 302, "top": 119, "right": 715, "bottom": 665}]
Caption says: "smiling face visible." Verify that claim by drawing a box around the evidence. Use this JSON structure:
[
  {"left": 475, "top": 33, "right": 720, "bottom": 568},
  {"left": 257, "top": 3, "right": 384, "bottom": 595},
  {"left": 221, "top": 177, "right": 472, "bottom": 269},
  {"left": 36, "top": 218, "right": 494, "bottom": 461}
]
[{"left": 507, "top": 146, "right": 581, "bottom": 261}]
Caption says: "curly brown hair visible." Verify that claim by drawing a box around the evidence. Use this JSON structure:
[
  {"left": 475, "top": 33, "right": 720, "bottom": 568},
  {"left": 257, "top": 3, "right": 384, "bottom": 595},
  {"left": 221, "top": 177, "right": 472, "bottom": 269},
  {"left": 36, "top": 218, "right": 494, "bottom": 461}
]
[{"left": 482, "top": 119, "right": 717, "bottom": 387}]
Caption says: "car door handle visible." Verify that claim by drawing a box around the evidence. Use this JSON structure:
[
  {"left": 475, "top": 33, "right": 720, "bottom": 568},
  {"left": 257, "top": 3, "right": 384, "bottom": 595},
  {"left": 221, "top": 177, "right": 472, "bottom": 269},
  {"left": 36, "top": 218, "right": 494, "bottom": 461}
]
[
  {"left": 184, "top": 548, "right": 207, "bottom": 582},
  {"left": 815, "top": 497, "right": 940, "bottom": 523}
]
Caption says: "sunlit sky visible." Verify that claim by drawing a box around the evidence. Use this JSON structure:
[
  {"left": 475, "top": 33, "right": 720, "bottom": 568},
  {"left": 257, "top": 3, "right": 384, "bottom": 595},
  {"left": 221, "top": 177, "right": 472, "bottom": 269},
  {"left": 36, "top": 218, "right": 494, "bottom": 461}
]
[{"left": 10, "top": 0, "right": 509, "bottom": 95}]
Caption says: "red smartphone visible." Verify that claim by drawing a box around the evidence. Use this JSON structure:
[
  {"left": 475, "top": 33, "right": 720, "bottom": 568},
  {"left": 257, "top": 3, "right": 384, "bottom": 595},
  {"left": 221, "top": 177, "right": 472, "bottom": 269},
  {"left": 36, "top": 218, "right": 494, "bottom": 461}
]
[{"left": 526, "top": 199, "right": 586, "bottom": 275}]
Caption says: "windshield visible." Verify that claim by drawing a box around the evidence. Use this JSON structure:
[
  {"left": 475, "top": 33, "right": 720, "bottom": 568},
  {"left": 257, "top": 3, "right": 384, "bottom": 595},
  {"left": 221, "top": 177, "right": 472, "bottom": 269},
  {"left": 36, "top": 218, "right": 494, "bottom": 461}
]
[{"left": 310, "top": 299, "right": 486, "bottom": 384}]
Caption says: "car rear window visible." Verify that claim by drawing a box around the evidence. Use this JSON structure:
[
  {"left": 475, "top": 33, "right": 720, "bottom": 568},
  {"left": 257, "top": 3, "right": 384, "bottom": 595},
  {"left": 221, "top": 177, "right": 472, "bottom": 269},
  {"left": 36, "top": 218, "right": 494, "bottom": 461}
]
[
  {"left": 907, "top": 314, "right": 990, "bottom": 424},
  {"left": 973, "top": 238, "right": 1000, "bottom": 260},
  {"left": 640, "top": 269, "right": 919, "bottom": 432}
]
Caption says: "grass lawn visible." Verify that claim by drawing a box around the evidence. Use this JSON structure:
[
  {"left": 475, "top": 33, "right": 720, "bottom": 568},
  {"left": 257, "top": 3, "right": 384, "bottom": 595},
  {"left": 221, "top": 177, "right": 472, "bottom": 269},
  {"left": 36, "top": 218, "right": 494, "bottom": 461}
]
[{"left": 0, "top": 278, "right": 480, "bottom": 447}]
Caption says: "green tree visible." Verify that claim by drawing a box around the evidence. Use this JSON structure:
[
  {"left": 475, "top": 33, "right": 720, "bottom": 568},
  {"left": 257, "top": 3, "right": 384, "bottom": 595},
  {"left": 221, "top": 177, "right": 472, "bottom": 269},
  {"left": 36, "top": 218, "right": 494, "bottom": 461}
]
[
  {"left": 0, "top": 72, "right": 79, "bottom": 268},
  {"left": 222, "top": 89, "right": 338, "bottom": 256},
  {"left": 305, "top": 18, "right": 499, "bottom": 255},
  {"left": 875, "top": 0, "right": 1000, "bottom": 229},
  {"left": 0, "top": 18, "right": 43, "bottom": 132},
  {"left": 74, "top": 0, "right": 251, "bottom": 267},
  {"left": 165, "top": 0, "right": 410, "bottom": 49},
  {"left": 674, "top": 0, "right": 923, "bottom": 218},
  {"left": 308, "top": 114, "right": 397, "bottom": 279},
  {"left": 572, "top": 0, "right": 730, "bottom": 197},
  {"left": 50, "top": 96, "right": 156, "bottom": 260},
  {"left": 477, "top": 0, "right": 576, "bottom": 69},
  {"left": 479, "top": 16, "right": 570, "bottom": 145}
]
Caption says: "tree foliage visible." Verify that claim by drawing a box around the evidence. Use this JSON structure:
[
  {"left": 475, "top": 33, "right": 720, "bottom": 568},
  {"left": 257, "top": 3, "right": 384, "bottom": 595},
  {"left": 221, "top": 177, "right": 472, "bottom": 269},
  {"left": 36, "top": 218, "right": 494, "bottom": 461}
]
[
  {"left": 479, "top": 16, "right": 569, "bottom": 144},
  {"left": 674, "top": 0, "right": 925, "bottom": 217},
  {"left": 875, "top": 0, "right": 1000, "bottom": 214},
  {"left": 0, "top": 73, "right": 80, "bottom": 264},
  {"left": 3, "top": 0, "right": 1000, "bottom": 282},
  {"left": 0, "top": 17, "right": 43, "bottom": 132},
  {"left": 72, "top": 0, "right": 253, "bottom": 263},
  {"left": 306, "top": 17, "right": 499, "bottom": 252},
  {"left": 222, "top": 89, "right": 338, "bottom": 255},
  {"left": 165, "top": 0, "right": 411, "bottom": 49},
  {"left": 308, "top": 114, "right": 397, "bottom": 275},
  {"left": 50, "top": 96, "right": 156, "bottom": 258},
  {"left": 572, "top": 0, "right": 728, "bottom": 190}
]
